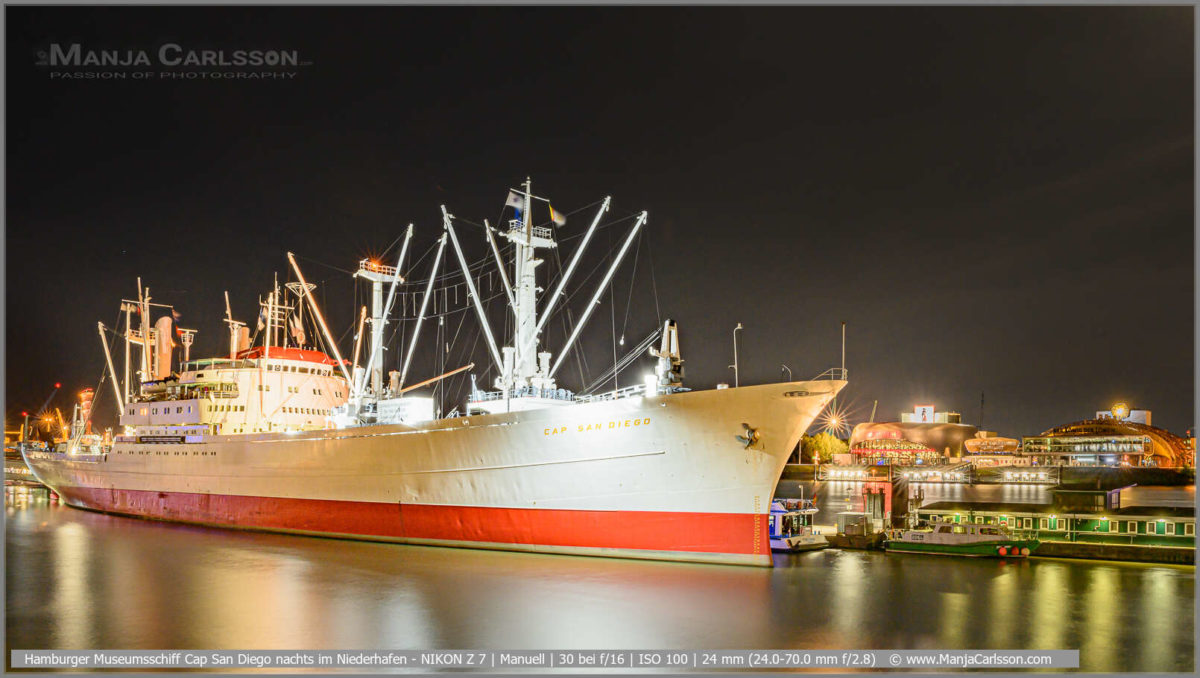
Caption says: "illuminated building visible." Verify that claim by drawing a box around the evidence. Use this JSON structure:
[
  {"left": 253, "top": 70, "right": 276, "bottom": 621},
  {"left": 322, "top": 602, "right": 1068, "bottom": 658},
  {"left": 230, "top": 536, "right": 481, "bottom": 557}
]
[
  {"left": 849, "top": 406, "right": 978, "bottom": 464},
  {"left": 1022, "top": 406, "right": 1193, "bottom": 468}
]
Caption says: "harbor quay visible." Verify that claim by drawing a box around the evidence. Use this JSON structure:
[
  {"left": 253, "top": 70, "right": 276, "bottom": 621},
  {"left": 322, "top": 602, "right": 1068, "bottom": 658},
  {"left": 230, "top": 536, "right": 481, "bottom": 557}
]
[
  {"left": 773, "top": 401, "right": 1194, "bottom": 564},
  {"left": 774, "top": 469, "right": 1194, "bottom": 564}
]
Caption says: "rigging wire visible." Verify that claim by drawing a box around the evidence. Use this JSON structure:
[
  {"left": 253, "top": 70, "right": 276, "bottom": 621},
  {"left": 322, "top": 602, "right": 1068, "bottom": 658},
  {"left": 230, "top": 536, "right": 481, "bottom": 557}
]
[
  {"left": 580, "top": 329, "right": 661, "bottom": 395},
  {"left": 645, "top": 232, "right": 662, "bottom": 325},
  {"left": 608, "top": 228, "right": 619, "bottom": 391},
  {"left": 619, "top": 228, "right": 643, "bottom": 343}
]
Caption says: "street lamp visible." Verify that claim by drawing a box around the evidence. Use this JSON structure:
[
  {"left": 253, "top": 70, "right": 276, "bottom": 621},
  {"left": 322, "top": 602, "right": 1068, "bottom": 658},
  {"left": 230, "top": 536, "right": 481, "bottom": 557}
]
[
  {"left": 731, "top": 323, "right": 743, "bottom": 388},
  {"left": 780, "top": 364, "right": 792, "bottom": 382}
]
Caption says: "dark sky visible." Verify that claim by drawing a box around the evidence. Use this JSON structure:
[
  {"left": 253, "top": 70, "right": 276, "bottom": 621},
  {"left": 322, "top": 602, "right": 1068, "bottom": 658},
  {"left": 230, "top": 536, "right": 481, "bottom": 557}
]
[{"left": 5, "top": 6, "right": 1194, "bottom": 438}]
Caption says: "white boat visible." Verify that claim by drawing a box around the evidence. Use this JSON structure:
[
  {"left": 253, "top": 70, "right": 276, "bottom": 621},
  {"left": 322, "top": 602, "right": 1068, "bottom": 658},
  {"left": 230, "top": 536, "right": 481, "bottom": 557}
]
[
  {"left": 24, "top": 181, "right": 846, "bottom": 567},
  {"left": 884, "top": 519, "right": 1040, "bottom": 557},
  {"left": 769, "top": 497, "right": 829, "bottom": 552}
]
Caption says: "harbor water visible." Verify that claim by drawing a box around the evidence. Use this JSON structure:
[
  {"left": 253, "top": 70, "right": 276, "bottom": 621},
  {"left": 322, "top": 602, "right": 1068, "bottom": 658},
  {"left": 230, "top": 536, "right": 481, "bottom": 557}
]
[{"left": 5, "top": 485, "right": 1194, "bottom": 672}]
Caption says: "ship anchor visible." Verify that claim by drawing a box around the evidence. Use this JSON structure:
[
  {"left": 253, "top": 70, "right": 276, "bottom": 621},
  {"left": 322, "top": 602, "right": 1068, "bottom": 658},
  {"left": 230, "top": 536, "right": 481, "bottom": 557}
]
[{"left": 736, "top": 423, "right": 760, "bottom": 449}]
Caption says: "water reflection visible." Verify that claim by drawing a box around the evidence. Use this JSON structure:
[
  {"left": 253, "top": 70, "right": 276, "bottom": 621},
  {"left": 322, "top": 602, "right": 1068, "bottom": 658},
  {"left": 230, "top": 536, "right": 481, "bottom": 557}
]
[
  {"left": 1030, "top": 562, "right": 1066, "bottom": 650},
  {"left": 937, "top": 591, "right": 967, "bottom": 648},
  {"left": 5, "top": 488, "right": 1194, "bottom": 672},
  {"left": 1081, "top": 566, "right": 1119, "bottom": 671},
  {"left": 51, "top": 522, "right": 94, "bottom": 648},
  {"left": 985, "top": 561, "right": 1017, "bottom": 648}
]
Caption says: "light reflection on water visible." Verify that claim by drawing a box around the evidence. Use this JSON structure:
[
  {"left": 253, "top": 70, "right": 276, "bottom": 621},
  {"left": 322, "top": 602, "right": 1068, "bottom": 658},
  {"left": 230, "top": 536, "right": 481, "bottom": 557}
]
[{"left": 5, "top": 487, "right": 1194, "bottom": 672}]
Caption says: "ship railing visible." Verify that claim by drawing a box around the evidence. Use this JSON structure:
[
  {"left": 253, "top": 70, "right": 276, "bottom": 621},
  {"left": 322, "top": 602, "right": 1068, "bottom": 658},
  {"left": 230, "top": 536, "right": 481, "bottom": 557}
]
[
  {"left": 357, "top": 258, "right": 400, "bottom": 278},
  {"left": 574, "top": 383, "right": 650, "bottom": 404},
  {"left": 508, "top": 223, "right": 553, "bottom": 241},
  {"left": 469, "top": 382, "right": 650, "bottom": 405},
  {"left": 470, "top": 387, "right": 577, "bottom": 403},
  {"left": 811, "top": 367, "right": 848, "bottom": 381}
]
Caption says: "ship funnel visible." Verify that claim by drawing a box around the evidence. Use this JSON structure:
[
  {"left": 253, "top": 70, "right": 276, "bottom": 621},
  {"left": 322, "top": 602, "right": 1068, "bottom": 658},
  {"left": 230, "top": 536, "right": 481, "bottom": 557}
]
[
  {"left": 78, "top": 388, "right": 94, "bottom": 435},
  {"left": 237, "top": 326, "right": 251, "bottom": 354},
  {"left": 154, "top": 315, "right": 174, "bottom": 379}
]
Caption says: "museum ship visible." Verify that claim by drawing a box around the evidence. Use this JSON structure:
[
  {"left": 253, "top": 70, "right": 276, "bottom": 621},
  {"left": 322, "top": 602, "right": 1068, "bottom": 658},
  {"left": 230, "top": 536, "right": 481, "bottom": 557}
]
[{"left": 23, "top": 182, "right": 845, "bottom": 567}]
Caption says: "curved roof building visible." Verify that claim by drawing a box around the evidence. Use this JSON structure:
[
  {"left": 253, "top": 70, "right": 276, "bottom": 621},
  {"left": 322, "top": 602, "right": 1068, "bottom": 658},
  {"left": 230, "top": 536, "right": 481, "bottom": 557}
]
[
  {"left": 1023, "top": 419, "right": 1193, "bottom": 467},
  {"left": 850, "top": 421, "right": 979, "bottom": 458}
]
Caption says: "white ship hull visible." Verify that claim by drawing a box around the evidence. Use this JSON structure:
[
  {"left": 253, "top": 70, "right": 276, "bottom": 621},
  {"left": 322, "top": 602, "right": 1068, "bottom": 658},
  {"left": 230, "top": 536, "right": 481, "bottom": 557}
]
[{"left": 24, "top": 380, "right": 843, "bottom": 567}]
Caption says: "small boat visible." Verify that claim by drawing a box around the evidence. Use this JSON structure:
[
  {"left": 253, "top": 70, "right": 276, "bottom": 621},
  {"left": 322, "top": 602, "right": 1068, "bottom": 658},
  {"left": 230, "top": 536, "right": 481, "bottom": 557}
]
[
  {"left": 769, "top": 498, "right": 829, "bottom": 552},
  {"left": 884, "top": 518, "right": 1040, "bottom": 558}
]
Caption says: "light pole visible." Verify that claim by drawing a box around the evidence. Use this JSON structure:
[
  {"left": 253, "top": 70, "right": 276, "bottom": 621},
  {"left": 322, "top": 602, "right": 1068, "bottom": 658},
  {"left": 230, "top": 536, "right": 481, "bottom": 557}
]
[
  {"left": 731, "top": 323, "right": 743, "bottom": 388},
  {"left": 840, "top": 321, "right": 846, "bottom": 379},
  {"left": 780, "top": 364, "right": 792, "bottom": 382}
]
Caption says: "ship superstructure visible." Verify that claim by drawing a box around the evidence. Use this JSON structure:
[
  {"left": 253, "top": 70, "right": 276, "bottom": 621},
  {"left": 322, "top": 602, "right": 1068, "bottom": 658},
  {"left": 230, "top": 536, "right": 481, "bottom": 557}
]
[
  {"left": 24, "top": 181, "right": 846, "bottom": 567},
  {"left": 103, "top": 278, "right": 352, "bottom": 438}
]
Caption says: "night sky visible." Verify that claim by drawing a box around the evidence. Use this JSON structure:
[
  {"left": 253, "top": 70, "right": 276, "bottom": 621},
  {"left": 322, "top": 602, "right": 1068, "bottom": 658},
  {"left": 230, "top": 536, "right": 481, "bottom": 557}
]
[{"left": 5, "top": 6, "right": 1194, "bottom": 438}]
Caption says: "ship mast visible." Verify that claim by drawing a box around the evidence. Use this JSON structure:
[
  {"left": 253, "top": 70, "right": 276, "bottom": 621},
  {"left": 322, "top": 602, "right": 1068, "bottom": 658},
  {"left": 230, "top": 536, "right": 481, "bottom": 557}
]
[
  {"left": 355, "top": 224, "right": 412, "bottom": 400},
  {"left": 497, "top": 178, "right": 558, "bottom": 391},
  {"left": 448, "top": 180, "right": 646, "bottom": 400}
]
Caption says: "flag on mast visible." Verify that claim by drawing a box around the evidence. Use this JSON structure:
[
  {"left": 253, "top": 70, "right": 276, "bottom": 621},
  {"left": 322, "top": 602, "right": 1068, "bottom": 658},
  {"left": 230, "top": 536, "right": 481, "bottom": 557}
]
[
  {"left": 548, "top": 204, "right": 567, "bottom": 226},
  {"left": 505, "top": 189, "right": 525, "bottom": 221}
]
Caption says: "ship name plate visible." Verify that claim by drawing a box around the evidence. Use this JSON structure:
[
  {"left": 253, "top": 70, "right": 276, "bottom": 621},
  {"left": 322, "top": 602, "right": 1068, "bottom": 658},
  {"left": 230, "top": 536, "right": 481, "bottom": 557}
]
[{"left": 545, "top": 417, "right": 651, "bottom": 436}]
